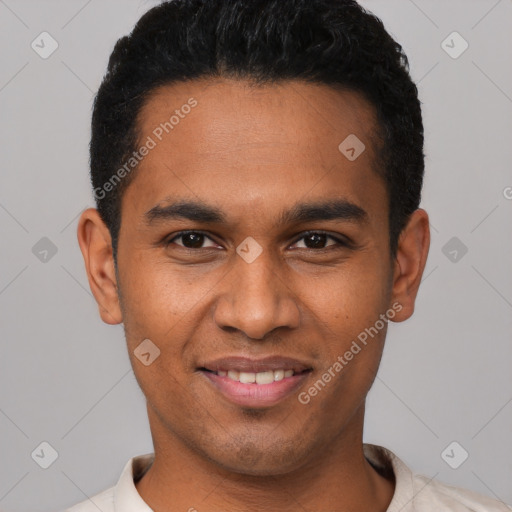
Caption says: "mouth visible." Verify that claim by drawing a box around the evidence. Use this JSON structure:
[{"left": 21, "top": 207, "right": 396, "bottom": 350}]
[
  {"left": 200, "top": 367, "right": 309, "bottom": 384},
  {"left": 198, "top": 356, "right": 313, "bottom": 407}
]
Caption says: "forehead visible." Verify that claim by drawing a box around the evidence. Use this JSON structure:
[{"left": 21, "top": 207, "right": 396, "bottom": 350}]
[
  {"left": 125, "top": 78, "right": 385, "bottom": 222},
  {"left": 138, "top": 78, "right": 379, "bottom": 159}
]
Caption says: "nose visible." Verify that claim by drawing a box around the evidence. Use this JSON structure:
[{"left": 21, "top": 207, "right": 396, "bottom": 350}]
[{"left": 213, "top": 247, "right": 300, "bottom": 340}]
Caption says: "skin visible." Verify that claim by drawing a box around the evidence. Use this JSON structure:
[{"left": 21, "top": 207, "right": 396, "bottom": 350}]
[{"left": 77, "top": 78, "right": 430, "bottom": 512}]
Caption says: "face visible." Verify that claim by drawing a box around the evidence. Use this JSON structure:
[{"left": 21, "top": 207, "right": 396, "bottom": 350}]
[{"left": 78, "top": 78, "right": 429, "bottom": 476}]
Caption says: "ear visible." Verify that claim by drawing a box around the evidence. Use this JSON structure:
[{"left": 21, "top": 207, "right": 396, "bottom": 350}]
[
  {"left": 77, "top": 208, "right": 123, "bottom": 325},
  {"left": 390, "top": 208, "right": 430, "bottom": 322}
]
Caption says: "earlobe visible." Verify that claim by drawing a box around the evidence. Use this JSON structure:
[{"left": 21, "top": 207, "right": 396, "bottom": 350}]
[
  {"left": 390, "top": 208, "right": 430, "bottom": 323},
  {"left": 76, "top": 208, "right": 123, "bottom": 325}
]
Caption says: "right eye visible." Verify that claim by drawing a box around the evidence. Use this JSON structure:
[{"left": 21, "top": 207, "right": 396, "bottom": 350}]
[{"left": 165, "top": 231, "right": 221, "bottom": 250}]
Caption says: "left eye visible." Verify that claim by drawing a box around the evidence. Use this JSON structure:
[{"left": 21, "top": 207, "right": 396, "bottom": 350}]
[{"left": 290, "top": 232, "right": 345, "bottom": 250}]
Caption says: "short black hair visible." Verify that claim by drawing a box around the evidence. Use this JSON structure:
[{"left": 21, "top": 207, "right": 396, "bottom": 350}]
[{"left": 90, "top": 0, "right": 424, "bottom": 263}]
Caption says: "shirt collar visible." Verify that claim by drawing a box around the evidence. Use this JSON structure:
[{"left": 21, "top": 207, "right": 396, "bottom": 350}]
[
  {"left": 113, "top": 443, "right": 413, "bottom": 511},
  {"left": 114, "top": 452, "right": 155, "bottom": 512},
  {"left": 363, "top": 443, "right": 415, "bottom": 512}
]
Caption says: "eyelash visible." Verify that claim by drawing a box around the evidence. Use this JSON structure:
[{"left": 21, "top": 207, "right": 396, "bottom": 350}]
[{"left": 165, "top": 230, "right": 351, "bottom": 251}]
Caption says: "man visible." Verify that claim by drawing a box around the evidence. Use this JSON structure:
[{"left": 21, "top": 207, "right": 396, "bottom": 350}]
[{"left": 70, "top": 0, "right": 510, "bottom": 510}]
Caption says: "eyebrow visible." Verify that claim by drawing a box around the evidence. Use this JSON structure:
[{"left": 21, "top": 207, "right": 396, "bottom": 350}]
[{"left": 144, "top": 197, "right": 369, "bottom": 226}]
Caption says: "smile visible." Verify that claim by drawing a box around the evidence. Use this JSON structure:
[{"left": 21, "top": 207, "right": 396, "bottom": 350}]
[{"left": 204, "top": 368, "right": 296, "bottom": 384}]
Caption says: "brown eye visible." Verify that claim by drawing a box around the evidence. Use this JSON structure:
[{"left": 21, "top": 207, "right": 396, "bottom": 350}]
[
  {"left": 291, "top": 231, "right": 347, "bottom": 250},
  {"left": 304, "top": 233, "right": 328, "bottom": 249},
  {"left": 167, "top": 231, "right": 219, "bottom": 249}
]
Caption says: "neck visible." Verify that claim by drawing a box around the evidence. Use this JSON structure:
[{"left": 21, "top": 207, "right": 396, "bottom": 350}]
[{"left": 135, "top": 404, "right": 395, "bottom": 512}]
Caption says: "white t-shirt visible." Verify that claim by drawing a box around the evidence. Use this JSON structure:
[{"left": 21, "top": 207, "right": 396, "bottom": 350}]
[{"left": 65, "top": 443, "right": 511, "bottom": 511}]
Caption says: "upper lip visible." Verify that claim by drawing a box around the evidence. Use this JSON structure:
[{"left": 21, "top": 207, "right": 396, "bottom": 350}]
[{"left": 199, "top": 356, "right": 312, "bottom": 373}]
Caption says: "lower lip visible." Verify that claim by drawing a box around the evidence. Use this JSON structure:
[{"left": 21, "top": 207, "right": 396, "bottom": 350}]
[{"left": 200, "top": 370, "right": 311, "bottom": 408}]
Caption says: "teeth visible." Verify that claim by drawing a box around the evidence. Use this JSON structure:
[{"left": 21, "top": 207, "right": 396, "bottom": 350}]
[
  {"left": 215, "top": 369, "right": 297, "bottom": 384},
  {"left": 227, "top": 370, "right": 239, "bottom": 381},
  {"left": 274, "top": 369, "right": 284, "bottom": 381},
  {"left": 239, "top": 371, "right": 256, "bottom": 384},
  {"left": 255, "top": 371, "right": 274, "bottom": 384}
]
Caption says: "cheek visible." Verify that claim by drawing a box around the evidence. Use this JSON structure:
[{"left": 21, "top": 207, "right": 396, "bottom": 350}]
[
  {"left": 303, "top": 255, "right": 392, "bottom": 380},
  {"left": 117, "top": 262, "right": 181, "bottom": 358},
  {"left": 119, "top": 259, "right": 218, "bottom": 375},
  {"left": 311, "top": 257, "right": 390, "bottom": 324},
  {"left": 120, "top": 258, "right": 195, "bottom": 320}
]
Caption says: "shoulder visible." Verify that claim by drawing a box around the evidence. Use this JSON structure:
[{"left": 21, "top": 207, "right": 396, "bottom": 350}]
[
  {"left": 412, "top": 473, "right": 511, "bottom": 511},
  {"left": 63, "top": 486, "right": 115, "bottom": 512},
  {"left": 363, "top": 444, "right": 511, "bottom": 512}
]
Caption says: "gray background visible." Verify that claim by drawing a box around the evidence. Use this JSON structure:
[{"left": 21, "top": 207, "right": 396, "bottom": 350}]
[{"left": 0, "top": 0, "right": 511, "bottom": 510}]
